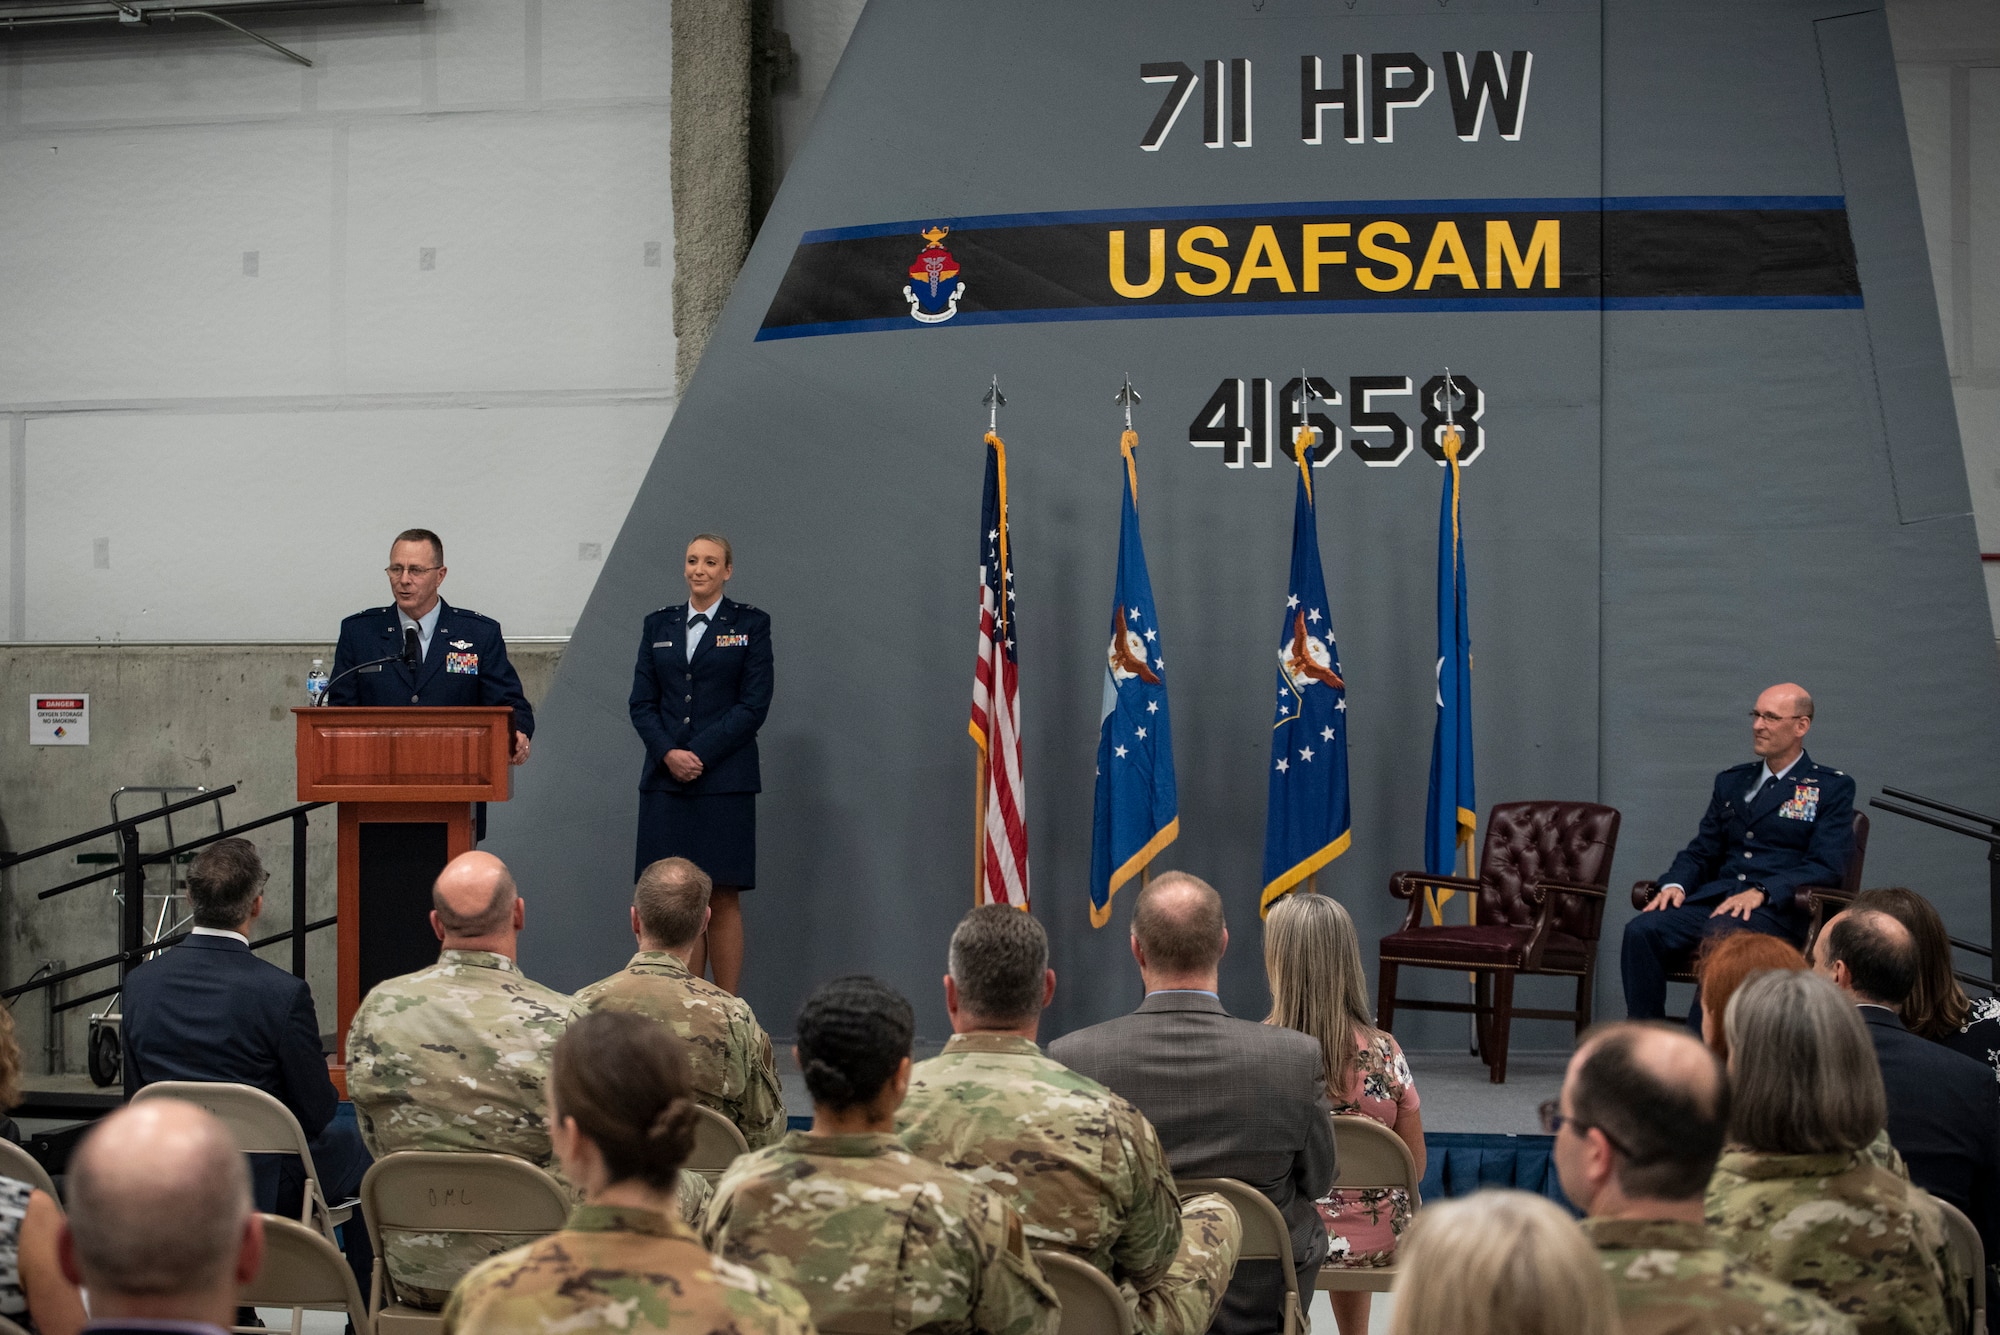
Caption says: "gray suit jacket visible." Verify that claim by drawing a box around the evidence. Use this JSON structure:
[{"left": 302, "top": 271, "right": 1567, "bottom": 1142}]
[{"left": 1050, "top": 991, "right": 1337, "bottom": 1271}]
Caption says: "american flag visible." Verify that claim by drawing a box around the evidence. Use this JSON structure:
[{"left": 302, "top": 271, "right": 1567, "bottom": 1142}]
[{"left": 969, "top": 430, "right": 1029, "bottom": 908}]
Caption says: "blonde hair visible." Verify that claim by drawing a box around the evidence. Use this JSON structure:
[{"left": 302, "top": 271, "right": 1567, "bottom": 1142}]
[
  {"left": 689, "top": 533, "right": 733, "bottom": 567},
  {"left": 1389, "top": 1190, "right": 1618, "bottom": 1335},
  {"left": 1263, "top": 892, "right": 1376, "bottom": 1097}
]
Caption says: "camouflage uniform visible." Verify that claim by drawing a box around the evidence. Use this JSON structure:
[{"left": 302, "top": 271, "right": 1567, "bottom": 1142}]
[
  {"left": 574, "top": 951, "right": 787, "bottom": 1150},
  {"left": 1706, "top": 1149, "right": 1960, "bottom": 1335},
  {"left": 703, "top": 1130, "right": 1060, "bottom": 1335},
  {"left": 897, "top": 1033, "right": 1240, "bottom": 1335},
  {"left": 441, "top": 1202, "right": 814, "bottom": 1335},
  {"left": 346, "top": 949, "right": 585, "bottom": 1307},
  {"left": 1580, "top": 1216, "right": 1857, "bottom": 1335}
]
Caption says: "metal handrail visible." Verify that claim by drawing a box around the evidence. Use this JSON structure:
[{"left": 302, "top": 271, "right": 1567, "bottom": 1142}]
[
  {"left": 0, "top": 786, "right": 239, "bottom": 870},
  {"left": 1867, "top": 788, "right": 2000, "bottom": 993},
  {"left": 0, "top": 798, "right": 334, "bottom": 1006}
]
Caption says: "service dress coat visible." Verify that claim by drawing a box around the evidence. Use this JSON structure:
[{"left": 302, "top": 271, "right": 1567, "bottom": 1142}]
[
  {"left": 629, "top": 598, "right": 774, "bottom": 882},
  {"left": 1656, "top": 750, "right": 1855, "bottom": 929},
  {"left": 327, "top": 599, "right": 534, "bottom": 737}
]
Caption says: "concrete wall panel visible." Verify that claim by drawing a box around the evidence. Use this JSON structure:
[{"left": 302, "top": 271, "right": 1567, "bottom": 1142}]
[
  {"left": 342, "top": 111, "right": 673, "bottom": 393},
  {"left": 19, "top": 405, "right": 666, "bottom": 641},
  {"left": 542, "top": 0, "right": 673, "bottom": 102},
  {"left": 0, "top": 125, "right": 336, "bottom": 403}
]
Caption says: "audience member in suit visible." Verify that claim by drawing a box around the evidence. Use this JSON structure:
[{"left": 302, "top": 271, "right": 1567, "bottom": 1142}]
[
  {"left": 1554, "top": 1023, "right": 1854, "bottom": 1335},
  {"left": 1814, "top": 907, "right": 2000, "bottom": 1262},
  {"left": 1049, "top": 872, "right": 1336, "bottom": 1335},
  {"left": 1706, "top": 970, "right": 1956, "bottom": 1335},
  {"left": 56, "top": 1101, "right": 266, "bottom": 1335},
  {"left": 119, "top": 837, "right": 370, "bottom": 1287},
  {"left": 1849, "top": 887, "right": 2000, "bottom": 1082},
  {"left": 1387, "top": 1190, "right": 1618, "bottom": 1335},
  {"left": 0, "top": 1004, "right": 84, "bottom": 1335}
]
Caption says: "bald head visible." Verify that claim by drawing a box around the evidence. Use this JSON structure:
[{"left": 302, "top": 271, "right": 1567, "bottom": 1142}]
[
  {"left": 1563, "top": 1023, "right": 1729, "bottom": 1207},
  {"left": 431, "top": 851, "right": 520, "bottom": 942},
  {"left": 1131, "top": 871, "right": 1227, "bottom": 979},
  {"left": 65, "top": 1101, "right": 256, "bottom": 1300},
  {"left": 1817, "top": 908, "right": 1918, "bottom": 1008},
  {"left": 1762, "top": 682, "right": 1813, "bottom": 719}
]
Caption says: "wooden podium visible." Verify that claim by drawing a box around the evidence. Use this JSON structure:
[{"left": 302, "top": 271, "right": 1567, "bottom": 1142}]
[{"left": 294, "top": 707, "right": 512, "bottom": 1053}]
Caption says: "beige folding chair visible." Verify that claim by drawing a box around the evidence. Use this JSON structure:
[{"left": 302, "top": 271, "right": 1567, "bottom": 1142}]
[
  {"left": 360, "top": 1151, "right": 572, "bottom": 1335},
  {"left": 0, "top": 1139, "right": 59, "bottom": 1202},
  {"left": 238, "top": 1214, "right": 370, "bottom": 1335},
  {"left": 686, "top": 1104, "right": 750, "bottom": 1184},
  {"left": 131, "top": 1082, "right": 352, "bottom": 1240},
  {"left": 0, "top": 1314, "right": 32, "bottom": 1335},
  {"left": 1034, "top": 1250, "right": 1133, "bottom": 1335},
  {"left": 1179, "top": 1177, "right": 1305, "bottom": 1335},
  {"left": 1315, "top": 1115, "right": 1422, "bottom": 1296},
  {"left": 1929, "top": 1192, "right": 1986, "bottom": 1335}
]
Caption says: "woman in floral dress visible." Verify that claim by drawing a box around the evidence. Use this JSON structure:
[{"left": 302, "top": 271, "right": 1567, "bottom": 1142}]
[{"left": 1264, "top": 893, "right": 1424, "bottom": 1335}]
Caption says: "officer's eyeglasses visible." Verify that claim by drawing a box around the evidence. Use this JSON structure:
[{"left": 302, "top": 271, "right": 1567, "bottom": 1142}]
[
  {"left": 1538, "top": 1099, "right": 1638, "bottom": 1158},
  {"left": 1748, "top": 710, "right": 1806, "bottom": 724},
  {"left": 385, "top": 565, "right": 440, "bottom": 578}
]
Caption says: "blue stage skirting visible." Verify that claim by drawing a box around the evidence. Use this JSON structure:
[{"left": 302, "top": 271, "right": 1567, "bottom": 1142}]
[
  {"left": 785, "top": 1119, "right": 1575, "bottom": 1212},
  {"left": 1421, "top": 1132, "right": 1576, "bottom": 1212}
]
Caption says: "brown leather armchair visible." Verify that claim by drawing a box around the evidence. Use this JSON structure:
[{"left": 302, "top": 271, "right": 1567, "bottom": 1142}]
[
  {"left": 1378, "top": 801, "right": 1622, "bottom": 1084},
  {"left": 1630, "top": 809, "right": 1869, "bottom": 984}
]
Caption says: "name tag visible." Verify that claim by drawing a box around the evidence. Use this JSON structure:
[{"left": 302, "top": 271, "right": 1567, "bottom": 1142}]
[
  {"left": 445, "top": 651, "right": 480, "bottom": 675},
  {"left": 715, "top": 634, "right": 749, "bottom": 648},
  {"left": 1779, "top": 784, "right": 1820, "bottom": 821},
  {"left": 652, "top": 641, "right": 674, "bottom": 648}
]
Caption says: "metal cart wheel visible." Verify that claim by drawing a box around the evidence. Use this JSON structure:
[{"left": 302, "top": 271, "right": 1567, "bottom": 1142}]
[{"left": 86, "top": 1019, "right": 120, "bottom": 1088}]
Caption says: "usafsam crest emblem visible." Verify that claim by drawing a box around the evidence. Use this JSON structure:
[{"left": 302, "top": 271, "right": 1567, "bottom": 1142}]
[{"left": 903, "top": 225, "right": 965, "bottom": 324}]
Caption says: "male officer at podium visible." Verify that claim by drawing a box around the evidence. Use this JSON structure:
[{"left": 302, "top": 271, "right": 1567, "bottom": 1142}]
[{"left": 330, "top": 528, "right": 533, "bottom": 775}]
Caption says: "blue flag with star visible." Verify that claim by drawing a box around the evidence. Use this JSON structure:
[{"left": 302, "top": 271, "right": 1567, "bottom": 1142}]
[
  {"left": 1260, "top": 435, "right": 1352, "bottom": 914},
  {"left": 1090, "top": 430, "right": 1178, "bottom": 928},
  {"left": 1426, "top": 421, "right": 1477, "bottom": 883}
]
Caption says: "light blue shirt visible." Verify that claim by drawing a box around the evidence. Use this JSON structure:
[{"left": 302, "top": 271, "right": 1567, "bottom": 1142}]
[
  {"left": 1745, "top": 753, "right": 1801, "bottom": 802},
  {"left": 397, "top": 600, "right": 443, "bottom": 661},
  {"left": 685, "top": 598, "right": 722, "bottom": 660}
]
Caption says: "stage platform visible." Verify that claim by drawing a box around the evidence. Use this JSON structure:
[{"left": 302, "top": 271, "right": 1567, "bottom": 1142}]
[{"left": 776, "top": 1044, "right": 1570, "bottom": 1135}]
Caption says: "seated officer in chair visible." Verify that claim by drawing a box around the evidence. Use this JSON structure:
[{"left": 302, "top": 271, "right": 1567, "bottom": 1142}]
[{"left": 1622, "top": 682, "right": 1855, "bottom": 1026}]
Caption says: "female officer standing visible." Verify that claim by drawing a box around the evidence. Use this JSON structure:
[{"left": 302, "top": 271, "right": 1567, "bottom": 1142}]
[{"left": 628, "top": 534, "right": 773, "bottom": 994}]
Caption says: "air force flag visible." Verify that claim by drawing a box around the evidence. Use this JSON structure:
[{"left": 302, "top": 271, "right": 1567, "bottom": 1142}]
[
  {"left": 1089, "top": 430, "right": 1178, "bottom": 927},
  {"left": 1261, "top": 428, "right": 1353, "bottom": 914},
  {"left": 1426, "top": 420, "right": 1477, "bottom": 882}
]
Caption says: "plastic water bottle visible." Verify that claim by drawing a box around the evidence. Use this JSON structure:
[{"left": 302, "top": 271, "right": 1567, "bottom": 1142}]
[{"left": 306, "top": 659, "right": 329, "bottom": 707}]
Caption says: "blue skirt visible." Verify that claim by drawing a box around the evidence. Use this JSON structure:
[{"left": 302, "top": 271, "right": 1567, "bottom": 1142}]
[{"left": 636, "top": 790, "right": 756, "bottom": 888}]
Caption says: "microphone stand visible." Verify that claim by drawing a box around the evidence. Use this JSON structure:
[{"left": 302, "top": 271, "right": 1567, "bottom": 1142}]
[{"left": 315, "top": 649, "right": 417, "bottom": 704}]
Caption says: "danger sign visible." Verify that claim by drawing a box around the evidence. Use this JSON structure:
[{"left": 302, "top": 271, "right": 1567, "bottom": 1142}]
[{"left": 30, "top": 694, "right": 89, "bottom": 746}]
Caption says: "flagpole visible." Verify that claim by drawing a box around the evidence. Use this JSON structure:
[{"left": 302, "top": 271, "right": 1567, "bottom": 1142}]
[
  {"left": 973, "top": 374, "right": 1007, "bottom": 909},
  {"left": 974, "top": 760, "right": 988, "bottom": 906}
]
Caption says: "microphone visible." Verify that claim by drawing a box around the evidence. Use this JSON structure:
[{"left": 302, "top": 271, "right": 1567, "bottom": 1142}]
[{"left": 403, "top": 626, "right": 421, "bottom": 666}]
